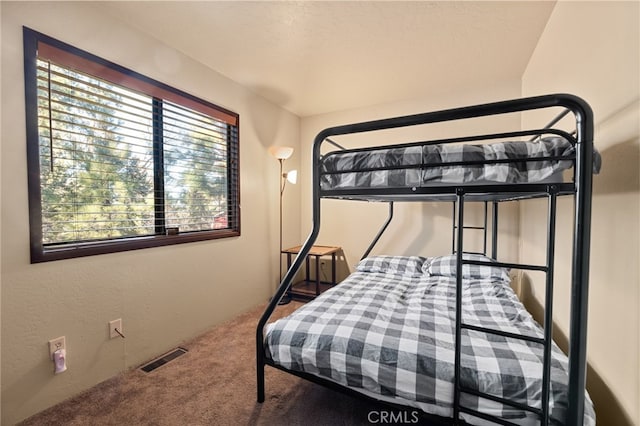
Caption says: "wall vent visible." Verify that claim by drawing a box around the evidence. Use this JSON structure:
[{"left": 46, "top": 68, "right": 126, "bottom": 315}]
[{"left": 140, "top": 347, "right": 188, "bottom": 373}]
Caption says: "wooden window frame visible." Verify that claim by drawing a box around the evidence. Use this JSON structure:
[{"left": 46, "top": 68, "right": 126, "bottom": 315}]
[{"left": 23, "top": 27, "right": 240, "bottom": 263}]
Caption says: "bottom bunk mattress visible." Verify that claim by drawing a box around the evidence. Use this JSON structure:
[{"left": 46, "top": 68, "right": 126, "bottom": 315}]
[{"left": 264, "top": 255, "right": 595, "bottom": 425}]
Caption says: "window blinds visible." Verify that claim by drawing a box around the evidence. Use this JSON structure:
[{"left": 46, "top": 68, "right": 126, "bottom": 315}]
[{"left": 35, "top": 41, "right": 239, "bottom": 248}]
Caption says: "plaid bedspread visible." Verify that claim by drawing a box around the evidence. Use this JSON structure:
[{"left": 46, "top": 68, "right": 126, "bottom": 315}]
[
  {"left": 320, "top": 137, "right": 600, "bottom": 190},
  {"left": 264, "top": 256, "right": 595, "bottom": 425}
]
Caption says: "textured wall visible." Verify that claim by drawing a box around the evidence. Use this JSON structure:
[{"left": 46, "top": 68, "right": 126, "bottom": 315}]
[
  {"left": 521, "top": 2, "right": 640, "bottom": 424},
  {"left": 1, "top": 2, "right": 300, "bottom": 424},
  {"left": 299, "top": 82, "right": 524, "bottom": 272}
]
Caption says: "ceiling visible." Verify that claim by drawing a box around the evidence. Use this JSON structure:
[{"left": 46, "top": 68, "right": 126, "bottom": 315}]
[{"left": 96, "top": 1, "right": 556, "bottom": 117}]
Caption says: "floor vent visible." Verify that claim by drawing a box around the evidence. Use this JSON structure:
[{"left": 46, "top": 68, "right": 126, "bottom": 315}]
[{"left": 140, "top": 347, "right": 188, "bottom": 373}]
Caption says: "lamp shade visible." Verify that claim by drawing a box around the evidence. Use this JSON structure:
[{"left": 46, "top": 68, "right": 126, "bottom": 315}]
[
  {"left": 269, "top": 146, "right": 294, "bottom": 160},
  {"left": 285, "top": 169, "right": 298, "bottom": 184}
]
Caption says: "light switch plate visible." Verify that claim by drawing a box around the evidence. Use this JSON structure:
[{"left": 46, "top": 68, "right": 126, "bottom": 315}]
[{"left": 109, "top": 319, "right": 122, "bottom": 339}]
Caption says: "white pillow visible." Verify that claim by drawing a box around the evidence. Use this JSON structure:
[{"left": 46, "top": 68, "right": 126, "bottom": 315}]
[
  {"left": 356, "top": 255, "right": 427, "bottom": 277},
  {"left": 427, "top": 253, "right": 510, "bottom": 282}
]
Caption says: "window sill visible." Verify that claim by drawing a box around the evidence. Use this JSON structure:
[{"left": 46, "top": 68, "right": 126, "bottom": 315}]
[{"left": 31, "top": 229, "right": 240, "bottom": 263}]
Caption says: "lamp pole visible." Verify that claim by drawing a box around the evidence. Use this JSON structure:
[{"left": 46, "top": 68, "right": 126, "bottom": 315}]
[
  {"left": 278, "top": 158, "right": 292, "bottom": 304},
  {"left": 279, "top": 158, "right": 284, "bottom": 280},
  {"left": 269, "top": 146, "right": 294, "bottom": 305}
]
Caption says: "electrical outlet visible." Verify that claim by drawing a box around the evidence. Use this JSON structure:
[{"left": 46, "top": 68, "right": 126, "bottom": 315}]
[
  {"left": 48, "top": 336, "right": 65, "bottom": 360},
  {"left": 109, "top": 319, "right": 123, "bottom": 339}
]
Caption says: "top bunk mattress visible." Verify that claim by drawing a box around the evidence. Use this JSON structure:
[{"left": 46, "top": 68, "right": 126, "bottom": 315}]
[{"left": 320, "top": 136, "right": 599, "bottom": 191}]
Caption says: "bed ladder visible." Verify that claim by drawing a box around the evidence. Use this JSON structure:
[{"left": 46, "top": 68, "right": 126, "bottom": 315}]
[
  {"left": 452, "top": 200, "right": 499, "bottom": 258},
  {"left": 452, "top": 188, "right": 559, "bottom": 425}
]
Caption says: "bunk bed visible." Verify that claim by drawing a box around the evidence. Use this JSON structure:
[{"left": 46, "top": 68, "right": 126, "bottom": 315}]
[{"left": 256, "top": 94, "right": 598, "bottom": 425}]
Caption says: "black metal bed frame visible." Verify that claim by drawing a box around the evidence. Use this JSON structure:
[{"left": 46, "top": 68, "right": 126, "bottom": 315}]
[{"left": 256, "top": 94, "right": 594, "bottom": 425}]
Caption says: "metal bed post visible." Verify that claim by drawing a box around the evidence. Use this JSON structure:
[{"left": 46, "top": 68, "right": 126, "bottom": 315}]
[
  {"left": 483, "top": 201, "right": 488, "bottom": 255},
  {"left": 491, "top": 201, "right": 499, "bottom": 259},
  {"left": 453, "top": 189, "right": 465, "bottom": 424},
  {"left": 566, "top": 98, "right": 594, "bottom": 426},
  {"left": 541, "top": 186, "right": 558, "bottom": 424},
  {"left": 451, "top": 202, "right": 456, "bottom": 253}
]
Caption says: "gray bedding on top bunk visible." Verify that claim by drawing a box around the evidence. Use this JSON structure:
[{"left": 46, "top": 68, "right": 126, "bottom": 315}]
[
  {"left": 320, "top": 136, "right": 600, "bottom": 190},
  {"left": 264, "top": 255, "right": 596, "bottom": 426}
]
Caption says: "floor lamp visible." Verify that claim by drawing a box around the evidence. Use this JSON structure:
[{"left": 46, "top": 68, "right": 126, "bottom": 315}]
[{"left": 269, "top": 146, "right": 297, "bottom": 305}]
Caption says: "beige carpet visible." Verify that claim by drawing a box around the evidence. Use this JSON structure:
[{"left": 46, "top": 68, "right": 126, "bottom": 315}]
[{"left": 19, "top": 302, "right": 399, "bottom": 426}]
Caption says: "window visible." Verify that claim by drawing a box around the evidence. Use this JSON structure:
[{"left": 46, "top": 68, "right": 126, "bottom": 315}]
[{"left": 23, "top": 27, "right": 240, "bottom": 263}]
